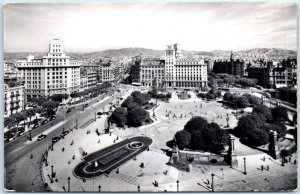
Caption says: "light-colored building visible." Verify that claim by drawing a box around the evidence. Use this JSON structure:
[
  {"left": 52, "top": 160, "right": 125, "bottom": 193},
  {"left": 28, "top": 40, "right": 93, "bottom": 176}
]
[
  {"left": 140, "top": 58, "right": 165, "bottom": 88},
  {"left": 17, "top": 39, "right": 81, "bottom": 98},
  {"left": 164, "top": 44, "right": 207, "bottom": 88},
  {"left": 131, "top": 44, "right": 208, "bottom": 89},
  {"left": 4, "top": 84, "right": 25, "bottom": 117},
  {"left": 101, "top": 63, "right": 115, "bottom": 82},
  {"left": 80, "top": 76, "right": 88, "bottom": 91}
]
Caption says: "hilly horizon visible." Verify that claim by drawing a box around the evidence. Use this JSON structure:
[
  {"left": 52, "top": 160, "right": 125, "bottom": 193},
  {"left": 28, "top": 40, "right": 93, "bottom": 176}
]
[{"left": 4, "top": 47, "right": 297, "bottom": 60}]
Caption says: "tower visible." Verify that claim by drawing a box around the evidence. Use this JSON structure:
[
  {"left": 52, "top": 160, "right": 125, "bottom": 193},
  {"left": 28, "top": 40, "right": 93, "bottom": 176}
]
[
  {"left": 269, "top": 130, "right": 280, "bottom": 159},
  {"left": 227, "top": 134, "right": 238, "bottom": 166}
]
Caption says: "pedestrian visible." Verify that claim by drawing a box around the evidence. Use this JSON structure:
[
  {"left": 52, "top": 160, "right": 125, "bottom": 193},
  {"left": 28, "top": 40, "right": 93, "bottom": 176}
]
[
  {"left": 294, "top": 159, "right": 297, "bottom": 165},
  {"left": 266, "top": 165, "right": 269, "bottom": 171},
  {"left": 261, "top": 165, "right": 264, "bottom": 171},
  {"left": 30, "top": 154, "right": 33, "bottom": 159},
  {"left": 289, "top": 157, "right": 292, "bottom": 162}
]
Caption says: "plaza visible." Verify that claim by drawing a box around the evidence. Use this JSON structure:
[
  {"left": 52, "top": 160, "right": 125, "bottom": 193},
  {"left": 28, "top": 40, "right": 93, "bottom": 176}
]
[{"left": 42, "top": 88, "right": 297, "bottom": 192}]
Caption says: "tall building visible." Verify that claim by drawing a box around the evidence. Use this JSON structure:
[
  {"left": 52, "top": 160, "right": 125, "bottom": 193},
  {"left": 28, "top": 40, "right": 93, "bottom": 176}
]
[
  {"left": 130, "top": 56, "right": 142, "bottom": 83},
  {"left": 131, "top": 44, "right": 208, "bottom": 89},
  {"left": 17, "top": 39, "right": 81, "bottom": 98},
  {"left": 101, "top": 63, "right": 115, "bottom": 82},
  {"left": 164, "top": 44, "right": 207, "bottom": 88},
  {"left": 247, "top": 59, "right": 297, "bottom": 88},
  {"left": 213, "top": 51, "right": 245, "bottom": 76},
  {"left": 140, "top": 58, "right": 165, "bottom": 88},
  {"left": 4, "top": 83, "right": 25, "bottom": 117}
]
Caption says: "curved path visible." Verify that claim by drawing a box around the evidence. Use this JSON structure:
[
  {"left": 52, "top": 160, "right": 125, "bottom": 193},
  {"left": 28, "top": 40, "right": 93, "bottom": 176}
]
[{"left": 73, "top": 136, "right": 152, "bottom": 178}]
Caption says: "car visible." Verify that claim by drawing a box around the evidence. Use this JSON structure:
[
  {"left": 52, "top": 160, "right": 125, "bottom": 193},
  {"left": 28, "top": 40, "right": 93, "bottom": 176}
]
[
  {"left": 84, "top": 103, "right": 89, "bottom": 107},
  {"left": 33, "top": 124, "right": 40, "bottom": 129},
  {"left": 97, "top": 112, "right": 103, "bottom": 115},
  {"left": 61, "top": 130, "right": 69, "bottom": 137},
  {"left": 37, "top": 134, "right": 47, "bottom": 141},
  {"left": 66, "top": 108, "right": 72, "bottom": 113},
  {"left": 41, "top": 120, "right": 48, "bottom": 125},
  {"left": 52, "top": 136, "right": 61, "bottom": 143},
  {"left": 4, "top": 131, "right": 15, "bottom": 142},
  {"left": 49, "top": 115, "right": 56, "bottom": 121}
]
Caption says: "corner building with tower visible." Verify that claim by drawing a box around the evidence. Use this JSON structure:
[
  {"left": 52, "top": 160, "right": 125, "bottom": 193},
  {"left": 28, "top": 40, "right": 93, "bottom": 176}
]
[
  {"left": 17, "top": 39, "right": 81, "bottom": 99},
  {"left": 136, "top": 44, "right": 208, "bottom": 89}
]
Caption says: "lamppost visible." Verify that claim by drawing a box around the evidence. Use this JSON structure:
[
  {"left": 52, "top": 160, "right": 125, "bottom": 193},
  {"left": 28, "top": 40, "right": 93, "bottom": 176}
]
[
  {"left": 98, "top": 185, "right": 101, "bottom": 192},
  {"left": 67, "top": 177, "right": 70, "bottom": 192},
  {"left": 51, "top": 165, "right": 54, "bottom": 178},
  {"left": 29, "top": 129, "right": 32, "bottom": 141},
  {"left": 243, "top": 157, "right": 247, "bottom": 175},
  {"left": 226, "top": 113, "right": 230, "bottom": 128},
  {"left": 177, "top": 180, "right": 179, "bottom": 192},
  {"left": 211, "top": 173, "right": 215, "bottom": 192},
  {"left": 221, "top": 168, "right": 224, "bottom": 179},
  {"left": 51, "top": 140, "right": 54, "bottom": 151}
]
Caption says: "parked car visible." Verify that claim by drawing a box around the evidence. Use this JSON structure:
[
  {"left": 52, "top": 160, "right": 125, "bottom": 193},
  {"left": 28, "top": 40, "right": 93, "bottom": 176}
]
[
  {"left": 37, "top": 134, "right": 47, "bottom": 141},
  {"left": 4, "top": 131, "right": 15, "bottom": 142},
  {"left": 84, "top": 103, "right": 89, "bottom": 107},
  {"left": 41, "top": 119, "right": 48, "bottom": 125},
  {"left": 66, "top": 108, "right": 72, "bottom": 113},
  {"left": 49, "top": 115, "right": 56, "bottom": 121},
  {"left": 61, "top": 130, "right": 69, "bottom": 137},
  {"left": 97, "top": 112, "right": 103, "bottom": 115},
  {"left": 52, "top": 136, "right": 61, "bottom": 143}
]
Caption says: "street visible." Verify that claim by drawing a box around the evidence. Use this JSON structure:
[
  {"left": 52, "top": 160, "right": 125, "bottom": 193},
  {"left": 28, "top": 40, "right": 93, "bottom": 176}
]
[{"left": 4, "top": 86, "right": 122, "bottom": 191}]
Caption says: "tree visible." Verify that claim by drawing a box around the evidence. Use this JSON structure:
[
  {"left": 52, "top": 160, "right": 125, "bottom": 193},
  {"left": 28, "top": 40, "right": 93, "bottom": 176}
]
[
  {"left": 184, "top": 116, "right": 209, "bottom": 134},
  {"left": 131, "top": 91, "right": 142, "bottom": 99},
  {"left": 121, "top": 96, "right": 134, "bottom": 108},
  {"left": 242, "top": 94, "right": 262, "bottom": 106},
  {"left": 235, "top": 115, "right": 258, "bottom": 138},
  {"left": 182, "top": 117, "right": 227, "bottom": 153},
  {"left": 34, "top": 96, "right": 48, "bottom": 106},
  {"left": 247, "top": 128, "right": 269, "bottom": 147},
  {"left": 127, "top": 107, "right": 150, "bottom": 127},
  {"left": 42, "top": 101, "right": 59, "bottom": 110},
  {"left": 126, "top": 102, "right": 140, "bottom": 111},
  {"left": 41, "top": 101, "right": 59, "bottom": 117},
  {"left": 24, "top": 109, "right": 36, "bottom": 126},
  {"left": 223, "top": 92, "right": 232, "bottom": 101},
  {"left": 262, "top": 122, "right": 287, "bottom": 138},
  {"left": 252, "top": 105, "right": 272, "bottom": 121},
  {"left": 49, "top": 94, "right": 69, "bottom": 102},
  {"left": 272, "top": 107, "right": 289, "bottom": 122},
  {"left": 151, "top": 85, "right": 158, "bottom": 96},
  {"left": 71, "top": 92, "right": 81, "bottom": 98},
  {"left": 236, "top": 96, "right": 250, "bottom": 108},
  {"left": 133, "top": 94, "right": 147, "bottom": 105},
  {"left": 4, "top": 117, "right": 16, "bottom": 129},
  {"left": 174, "top": 130, "right": 191, "bottom": 149},
  {"left": 110, "top": 107, "right": 127, "bottom": 127}
]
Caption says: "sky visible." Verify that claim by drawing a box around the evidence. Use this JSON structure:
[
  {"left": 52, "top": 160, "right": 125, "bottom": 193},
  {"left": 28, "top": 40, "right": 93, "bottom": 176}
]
[{"left": 3, "top": 2, "right": 297, "bottom": 53}]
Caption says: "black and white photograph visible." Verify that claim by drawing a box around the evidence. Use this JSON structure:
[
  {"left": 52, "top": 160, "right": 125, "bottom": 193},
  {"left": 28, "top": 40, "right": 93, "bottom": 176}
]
[{"left": 3, "top": 1, "right": 297, "bottom": 192}]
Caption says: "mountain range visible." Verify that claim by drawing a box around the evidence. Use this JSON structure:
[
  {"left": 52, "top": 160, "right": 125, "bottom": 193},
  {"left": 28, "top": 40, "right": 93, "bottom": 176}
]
[{"left": 4, "top": 47, "right": 297, "bottom": 61}]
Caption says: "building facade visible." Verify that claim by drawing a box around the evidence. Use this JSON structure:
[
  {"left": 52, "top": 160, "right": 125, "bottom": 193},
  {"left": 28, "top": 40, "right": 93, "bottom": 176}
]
[
  {"left": 247, "top": 59, "right": 297, "bottom": 88},
  {"left": 4, "top": 84, "right": 25, "bottom": 117},
  {"left": 213, "top": 52, "right": 245, "bottom": 76},
  {"left": 17, "top": 39, "right": 81, "bottom": 98},
  {"left": 164, "top": 44, "right": 208, "bottom": 89},
  {"left": 131, "top": 44, "right": 208, "bottom": 89},
  {"left": 140, "top": 58, "right": 165, "bottom": 88}
]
